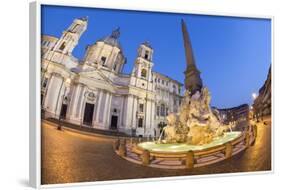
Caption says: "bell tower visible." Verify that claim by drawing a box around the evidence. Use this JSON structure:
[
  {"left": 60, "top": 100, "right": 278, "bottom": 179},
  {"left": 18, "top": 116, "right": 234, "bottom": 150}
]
[
  {"left": 52, "top": 17, "right": 88, "bottom": 55},
  {"left": 132, "top": 42, "right": 153, "bottom": 83}
]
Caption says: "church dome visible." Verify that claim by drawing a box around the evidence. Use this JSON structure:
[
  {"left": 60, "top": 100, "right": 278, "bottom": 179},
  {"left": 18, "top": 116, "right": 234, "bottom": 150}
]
[{"left": 98, "top": 27, "right": 122, "bottom": 50}]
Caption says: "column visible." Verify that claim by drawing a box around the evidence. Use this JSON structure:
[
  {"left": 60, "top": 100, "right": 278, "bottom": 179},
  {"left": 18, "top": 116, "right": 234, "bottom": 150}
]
[
  {"left": 106, "top": 93, "right": 112, "bottom": 127},
  {"left": 151, "top": 100, "right": 155, "bottom": 132},
  {"left": 55, "top": 84, "right": 67, "bottom": 117},
  {"left": 43, "top": 74, "right": 54, "bottom": 109},
  {"left": 122, "top": 96, "right": 128, "bottom": 127},
  {"left": 95, "top": 90, "right": 103, "bottom": 123},
  {"left": 75, "top": 85, "right": 85, "bottom": 119},
  {"left": 119, "top": 97, "right": 124, "bottom": 127},
  {"left": 102, "top": 92, "right": 109, "bottom": 126},
  {"left": 93, "top": 90, "right": 101, "bottom": 123},
  {"left": 68, "top": 84, "right": 79, "bottom": 118},
  {"left": 45, "top": 75, "right": 64, "bottom": 115},
  {"left": 131, "top": 96, "right": 137, "bottom": 128},
  {"left": 125, "top": 95, "right": 133, "bottom": 128},
  {"left": 99, "top": 90, "right": 106, "bottom": 123}
]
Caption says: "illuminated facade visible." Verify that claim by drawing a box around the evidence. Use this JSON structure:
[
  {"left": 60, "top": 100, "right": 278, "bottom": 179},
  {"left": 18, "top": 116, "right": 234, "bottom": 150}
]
[{"left": 41, "top": 17, "right": 182, "bottom": 137}]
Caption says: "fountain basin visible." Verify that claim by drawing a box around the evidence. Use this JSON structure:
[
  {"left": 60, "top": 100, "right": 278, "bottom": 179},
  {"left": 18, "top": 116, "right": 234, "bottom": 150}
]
[{"left": 137, "top": 131, "right": 242, "bottom": 153}]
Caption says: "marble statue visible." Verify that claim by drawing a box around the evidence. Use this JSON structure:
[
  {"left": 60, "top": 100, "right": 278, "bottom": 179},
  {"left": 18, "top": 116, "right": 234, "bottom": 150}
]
[{"left": 161, "top": 87, "right": 234, "bottom": 145}]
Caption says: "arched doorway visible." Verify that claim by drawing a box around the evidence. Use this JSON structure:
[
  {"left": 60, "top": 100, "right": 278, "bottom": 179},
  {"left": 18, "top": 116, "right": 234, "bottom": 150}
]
[
  {"left": 83, "top": 103, "right": 95, "bottom": 125},
  {"left": 110, "top": 108, "right": 118, "bottom": 130},
  {"left": 110, "top": 115, "right": 118, "bottom": 130}
]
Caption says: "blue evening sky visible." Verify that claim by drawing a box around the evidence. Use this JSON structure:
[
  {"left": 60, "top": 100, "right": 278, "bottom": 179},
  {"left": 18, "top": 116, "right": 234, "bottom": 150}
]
[{"left": 41, "top": 5, "right": 271, "bottom": 109}]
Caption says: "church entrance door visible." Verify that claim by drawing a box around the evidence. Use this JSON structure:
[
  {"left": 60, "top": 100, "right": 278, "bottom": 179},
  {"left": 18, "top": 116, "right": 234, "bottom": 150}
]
[
  {"left": 83, "top": 103, "right": 95, "bottom": 125},
  {"left": 60, "top": 104, "right": 68, "bottom": 119},
  {"left": 110, "top": 115, "right": 118, "bottom": 130}
]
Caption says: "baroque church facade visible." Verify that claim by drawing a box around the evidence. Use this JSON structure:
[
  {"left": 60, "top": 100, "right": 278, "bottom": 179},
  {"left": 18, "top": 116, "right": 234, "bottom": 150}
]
[{"left": 41, "top": 17, "right": 183, "bottom": 137}]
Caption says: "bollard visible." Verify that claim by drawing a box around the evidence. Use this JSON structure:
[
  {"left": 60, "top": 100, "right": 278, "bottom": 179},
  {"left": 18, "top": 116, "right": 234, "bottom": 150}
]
[
  {"left": 225, "top": 142, "right": 233, "bottom": 159},
  {"left": 142, "top": 150, "right": 150, "bottom": 166},
  {"left": 245, "top": 132, "right": 250, "bottom": 148},
  {"left": 185, "top": 151, "right": 194, "bottom": 169},
  {"left": 118, "top": 139, "right": 126, "bottom": 157},
  {"left": 113, "top": 139, "right": 120, "bottom": 151}
]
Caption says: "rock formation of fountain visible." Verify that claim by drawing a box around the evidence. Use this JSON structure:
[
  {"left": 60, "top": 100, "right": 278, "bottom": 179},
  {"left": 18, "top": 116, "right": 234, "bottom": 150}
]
[
  {"left": 159, "top": 19, "right": 234, "bottom": 145},
  {"left": 161, "top": 87, "right": 234, "bottom": 145}
]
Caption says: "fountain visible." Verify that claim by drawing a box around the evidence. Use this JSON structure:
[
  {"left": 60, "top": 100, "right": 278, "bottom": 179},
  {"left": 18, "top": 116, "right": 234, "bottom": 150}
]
[
  {"left": 115, "top": 19, "right": 255, "bottom": 169},
  {"left": 138, "top": 86, "right": 240, "bottom": 153}
]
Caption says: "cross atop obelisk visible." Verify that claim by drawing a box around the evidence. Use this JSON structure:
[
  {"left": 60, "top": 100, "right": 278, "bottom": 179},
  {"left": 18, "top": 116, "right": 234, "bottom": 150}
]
[{"left": 181, "top": 19, "right": 203, "bottom": 95}]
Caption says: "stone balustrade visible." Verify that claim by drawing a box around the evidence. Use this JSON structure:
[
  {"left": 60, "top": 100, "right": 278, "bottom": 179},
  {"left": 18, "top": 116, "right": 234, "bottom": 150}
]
[{"left": 113, "top": 125, "right": 257, "bottom": 169}]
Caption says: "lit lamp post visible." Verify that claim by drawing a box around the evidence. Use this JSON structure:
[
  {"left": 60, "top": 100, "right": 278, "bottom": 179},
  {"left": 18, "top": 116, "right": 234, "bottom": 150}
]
[
  {"left": 251, "top": 92, "right": 258, "bottom": 122},
  {"left": 252, "top": 93, "right": 257, "bottom": 100},
  {"left": 57, "top": 78, "right": 71, "bottom": 131}
]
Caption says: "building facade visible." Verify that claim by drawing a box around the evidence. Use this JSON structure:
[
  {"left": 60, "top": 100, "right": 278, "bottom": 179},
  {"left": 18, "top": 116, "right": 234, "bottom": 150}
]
[
  {"left": 253, "top": 65, "right": 271, "bottom": 120},
  {"left": 214, "top": 104, "right": 250, "bottom": 130},
  {"left": 41, "top": 17, "right": 183, "bottom": 137}
]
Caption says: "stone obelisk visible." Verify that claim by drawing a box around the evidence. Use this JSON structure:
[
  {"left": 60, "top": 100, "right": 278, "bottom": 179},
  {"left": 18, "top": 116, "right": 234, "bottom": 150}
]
[{"left": 181, "top": 19, "right": 203, "bottom": 95}]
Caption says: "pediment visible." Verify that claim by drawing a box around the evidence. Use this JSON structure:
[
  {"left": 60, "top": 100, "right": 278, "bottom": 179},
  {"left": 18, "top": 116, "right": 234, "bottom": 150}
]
[{"left": 78, "top": 69, "right": 115, "bottom": 89}]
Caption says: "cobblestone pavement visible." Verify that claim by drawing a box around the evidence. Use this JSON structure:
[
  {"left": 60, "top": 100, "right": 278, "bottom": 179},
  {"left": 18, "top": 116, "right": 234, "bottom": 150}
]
[{"left": 41, "top": 119, "right": 271, "bottom": 185}]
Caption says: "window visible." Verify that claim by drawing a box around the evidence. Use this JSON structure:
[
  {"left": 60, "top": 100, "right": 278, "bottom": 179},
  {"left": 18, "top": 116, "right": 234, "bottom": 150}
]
[
  {"left": 141, "top": 69, "right": 147, "bottom": 78},
  {"left": 166, "top": 81, "right": 168, "bottom": 86},
  {"left": 160, "top": 104, "right": 165, "bottom": 116},
  {"left": 154, "top": 78, "right": 157, "bottom": 82},
  {"left": 144, "top": 50, "right": 149, "bottom": 60},
  {"left": 113, "top": 63, "right": 117, "bottom": 71},
  {"left": 162, "top": 80, "right": 164, "bottom": 85},
  {"left": 59, "top": 42, "right": 66, "bottom": 51},
  {"left": 139, "top": 104, "right": 144, "bottom": 112},
  {"left": 166, "top": 108, "right": 169, "bottom": 116},
  {"left": 138, "top": 118, "right": 143, "bottom": 128},
  {"left": 173, "top": 84, "right": 177, "bottom": 93},
  {"left": 101, "top": 56, "right": 107, "bottom": 66},
  {"left": 158, "top": 78, "right": 160, "bottom": 83},
  {"left": 72, "top": 24, "right": 79, "bottom": 32},
  {"left": 156, "top": 106, "right": 160, "bottom": 116},
  {"left": 42, "top": 78, "right": 48, "bottom": 88}
]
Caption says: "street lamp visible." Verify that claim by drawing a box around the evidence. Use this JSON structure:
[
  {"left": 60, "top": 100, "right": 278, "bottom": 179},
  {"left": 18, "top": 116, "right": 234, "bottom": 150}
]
[
  {"left": 57, "top": 78, "right": 71, "bottom": 131},
  {"left": 252, "top": 93, "right": 257, "bottom": 100}
]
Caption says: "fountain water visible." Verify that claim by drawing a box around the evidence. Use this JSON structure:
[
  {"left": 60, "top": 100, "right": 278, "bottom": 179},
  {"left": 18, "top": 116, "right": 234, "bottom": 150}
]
[{"left": 157, "top": 129, "right": 165, "bottom": 143}]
